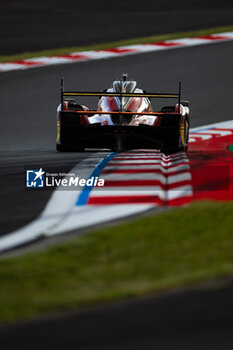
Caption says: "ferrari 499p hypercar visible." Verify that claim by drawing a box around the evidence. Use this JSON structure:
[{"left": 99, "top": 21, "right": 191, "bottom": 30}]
[{"left": 56, "top": 74, "right": 190, "bottom": 153}]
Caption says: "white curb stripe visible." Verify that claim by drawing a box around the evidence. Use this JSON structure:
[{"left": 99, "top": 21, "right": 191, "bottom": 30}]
[
  {"left": 103, "top": 164, "right": 190, "bottom": 172},
  {"left": 1, "top": 31, "right": 233, "bottom": 73},
  {"left": 197, "top": 130, "right": 232, "bottom": 136},
  {"left": 88, "top": 186, "right": 193, "bottom": 199},
  {"left": 100, "top": 171, "right": 191, "bottom": 183}
]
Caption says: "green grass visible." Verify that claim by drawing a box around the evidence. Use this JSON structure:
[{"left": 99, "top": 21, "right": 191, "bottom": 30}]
[
  {"left": 0, "top": 200, "right": 233, "bottom": 324},
  {"left": 1, "top": 25, "right": 233, "bottom": 63}
]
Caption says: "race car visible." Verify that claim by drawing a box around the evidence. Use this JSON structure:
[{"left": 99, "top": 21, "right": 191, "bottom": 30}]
[{"left": 56, "top": 74, "right": 190, "bottom": 153}]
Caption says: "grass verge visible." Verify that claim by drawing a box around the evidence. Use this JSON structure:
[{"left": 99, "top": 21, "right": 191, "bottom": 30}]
[
  {"left": 1, "top": 25, "right": 233, "bottom": 63},
  {"left": 0, "top": 200, "right": 233, "bottom": 324}
]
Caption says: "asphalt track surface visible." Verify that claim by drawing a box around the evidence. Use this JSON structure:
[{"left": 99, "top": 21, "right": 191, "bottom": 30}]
[
  {"left": 1, "top": 279, "right": 233, "bottom": 350},
  {"left": 1, "top": 0, "right": 233, "bottom": 55},
  {"left": 1, "top": 37, "right": 233, "bottom": 350},
  {"left": 1, "top": 40, "right": 233, "bottom": 235}
]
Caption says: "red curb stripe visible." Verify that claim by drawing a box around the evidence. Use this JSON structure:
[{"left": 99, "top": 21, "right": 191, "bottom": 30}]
[
  {"left": 103, "top": 180, "right": 166, "bottom": 187},
  {"left": 168, "top": 180, "right": 192, "bottom": 190},
  {"left": 113, "top": 157, "right": 186, "bottom": 161},
  {"left": 88, "top": 195, "right": 164, "bottom": 205},
  {"left": 55, "top": 54, "right": 90, "bottom": 60},
  {"left": 102, "top": 179, "right": 191, "bottom": 188},
  {"left": 101, "top": 168, "right": 186, "bottom": 174},
  {"left": 150, "top": 42, "right": 184, "bottom": 47},
  {"left": 102, "top": 48, "right": 137, "bottom": 53},
  {"left": 11, "top": 60, "right": 44, "bottom": 66},
  {"left": 196, "top": 35, "right": 231, "bottom": 40},
  {"left": 168, "top": 196, "right": 192, "bottom": 206},
  {"left": 106, "top": 161, "right": 189, "bottom": 167},
  {"left": 120, "top": 150, "right": 161, "bottom": 153}
]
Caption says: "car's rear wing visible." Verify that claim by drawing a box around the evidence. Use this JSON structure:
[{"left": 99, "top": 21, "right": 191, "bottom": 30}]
[{"left": 60, "top": 78, "right": 182, "bottom": 114}]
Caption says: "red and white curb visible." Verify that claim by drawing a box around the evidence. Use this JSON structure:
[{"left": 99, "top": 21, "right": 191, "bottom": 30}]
[
  {"left": 88, "top": 151, "right": 192, "bottom": 206},
  {"left": 0, "top": 119, "right": 233, "bottom": 252},
  {"left": 1, "top": 32, "right": 233, "bottom": 73}
]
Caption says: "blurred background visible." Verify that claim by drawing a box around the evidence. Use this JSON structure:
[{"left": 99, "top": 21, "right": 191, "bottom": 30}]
[{"left": 1, "top": 0, "right": 233, "bottom": 55}]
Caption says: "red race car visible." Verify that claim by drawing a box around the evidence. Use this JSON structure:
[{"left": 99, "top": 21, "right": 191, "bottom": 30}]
[{"left": 56, "top": 74, "right": 190, "bottom": 153}]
